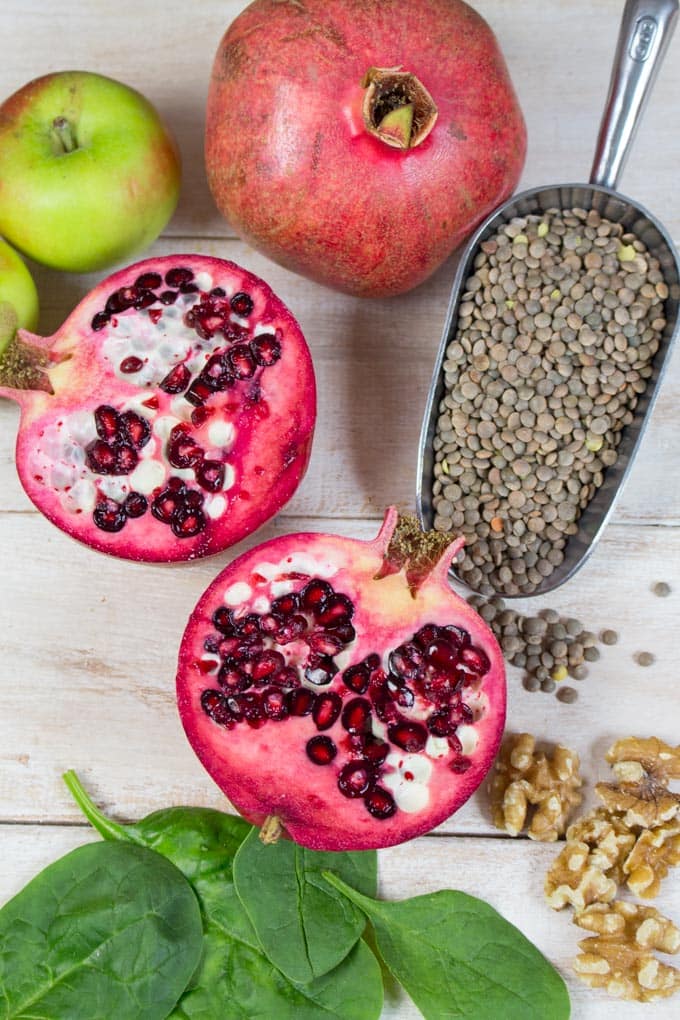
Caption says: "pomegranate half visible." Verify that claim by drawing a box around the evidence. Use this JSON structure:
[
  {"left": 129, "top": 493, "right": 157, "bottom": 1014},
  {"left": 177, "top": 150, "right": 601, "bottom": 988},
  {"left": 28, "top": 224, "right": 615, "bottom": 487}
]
[
  {"left": 205, "top": 0, "right": 526, "bottom": 297},
  {"left": 176, "top": 509, "right": 506, "bottom": 850},
  {"left": 0, "top": 255, "right": 315, "bottom": 561}
]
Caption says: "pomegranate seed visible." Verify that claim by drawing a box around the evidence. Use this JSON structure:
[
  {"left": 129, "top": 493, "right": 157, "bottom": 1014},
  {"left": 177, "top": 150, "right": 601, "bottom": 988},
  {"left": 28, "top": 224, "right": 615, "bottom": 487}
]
[
  {"left": 361, "top": 736, "right": 390, "bottom": 765},
  {"left": 135, "top": 271, "right": 162, "bottom": 289},
  {"left": 152, "top": 489, "right": 184, "bottom": 524},
  {"left": 234, "top": 613, "right": 261, "bottom": 637},
  {"left": 230, "top": 691, "right": 262, "bottom": 724},
  {"left": 304, "top": 657, "right": 338, "bottom": 686},
  {"left": 106, "top": 287, "right": 137, "bottom": 314},
  {"left": 364, "top": 787, "right": 396, "bottom": 820},
  {"left": 211, "top": 286, "right": 226, "bottom": 297},
  {"left": 365, "top": 653, "right": 381, "bottom": 671},
  {"left": 425, "top": 638, "right": 460, "bottom": 672},
  {"left": 271, "top": 665, "right": 300, "bottom": 689},
  {"left": 312, "top": 692, "right": 342, "bottom": 731},
  {"left": 450, "top": 703, "right": 474, "bottom": 725},
  {"left": 300, "top": 579, "right": 333, "bottom": 614},
  {"left": 218, "top": 665, "right": 251, "bottom": 692},
  {"left": 123, "top": 492, "right": 148, "bottom": 518},
  {"left": 167, "top": 425, "right": 204, "bottom": 469},
  {"left": 115, "top": 444, "right": 138, "bottom": 474},
  {"left": 213, "top": 606, "right": 236, "bottom": 634},
  {"left": 386, "top": 675, "right": 415, "bottom": 708},
  {"left": 287, "top": 687, "right": 316, "bottom": 715},
  {"left": 184, "top": 489, "right": 205, "bottom": 510},
  {"left": 180, "top": 281, "right": 199, "bottom": 294},
  {"left": 427, "top": 709, "right": 458, "bottom": 737},
  {"left": 387, "top": 721, "right": 428, "bottom": 752},
  {"left": 316, "top": 594, "right": 354, "bottom": 627},
  {"left": 230, "top": 291, "right": 253, "bottom": 316},
  {"left": 274, "top": 615, "right": 307, "bottom": 644},
  {"left": 201, "top": 353, "right": 232, "bottom": 389},
  {"left": 86, "top": 439, "right": 118, "bottom": 475},
  {"left": 93, "top": 497, "right": 126, "bottom": 533},
  {"left": 328, "top": 621, "right": 356, "bottom": 644},
  {"left": 171, "top": 506, "right": 206, "bottom": 538},
  {"left": 373, "top": 692, "right": 401, "bottom": 725},
  {"left": 120, "top": 411, "right": 151, "bottom": 450},
  {"left": 160, "top": 363, "right": 191, "bottom": 394},
  {"left": 306, "top": 735, "right": 337, "bottom": 765},
  {"left": 342, "top": 664, "right": 370, "bottom": 694},
  {"left": 338, "top": 761, "right": 375, "bottom": 798},
  {"left": 251, "top": 334, "right": 281, "bottom": 367},
  {"left": 94, "top": 404, "right": 122, "bottom": 442},
  {"left": 413, "top": 624, "right": 443, "bottom": 650},
  {"left": 201, "top": 689, "right": 233, "bottom": 726},
  {"left": 444, "top": 625, "right": 471, "bottom": 648},
  {"left": 388, "top": 643, "right": 425, "bottom": 680},
  {"left": 341, "top": 697, "right": 372, "bottom": 735},
  {"left": 448, "top": 732, "right": 463, "bottom": 754},
  {"left": 228, "top": 344, "right": 256, "bottom": 379},
  {"left": 185, "top": 379, "right": 213, "bottom": 406},
  {"left": 261, "top": 687, "right": 289, "bottom": 720},
  {"left": 422, "top": 672, "right": 460, "bottom": 703},
  {"left": 196, "top": 460, "right": 225, "bottom": 493},
  {"left": 308, "top": 631, "right": 344, "bottom": 656},
  {"left": 191, "top": 407, "right": 213, "bottom": 428},
  {"left": 165, "top": 267, "right": 194, "bottom": 286},
  {"left": 258, "top": 614, "right": 280, "bottom": 635},
  {"left": 160, "top": 290, "right": 178, "bottom": 305},
  {"left": 459, "top": 645, "right": 490, "bottom": 676},
  {"left": 91, "top": 311, "right": 110, "bottom": 331},
  {"left": 251, "top": 650, "right": 286, "bottom": 681},
  {"left": 271, "top": 592, "right": 300, "bottom": 617},
  {"left": 134, "top": 289, "right": 157, "bottom": 310},
  {"left": 450, "top": 756, "right": 473, "bottom": 773},
  {"left": 120, "top": 356, "right": 144, "bottom": 374}
]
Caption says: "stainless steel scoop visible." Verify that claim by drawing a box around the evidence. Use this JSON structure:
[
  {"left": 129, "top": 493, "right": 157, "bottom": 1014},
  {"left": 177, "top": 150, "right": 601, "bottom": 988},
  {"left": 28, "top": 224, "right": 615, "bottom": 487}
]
[{"left": 417, "top": 0, "right": 680, "bottom": 598}]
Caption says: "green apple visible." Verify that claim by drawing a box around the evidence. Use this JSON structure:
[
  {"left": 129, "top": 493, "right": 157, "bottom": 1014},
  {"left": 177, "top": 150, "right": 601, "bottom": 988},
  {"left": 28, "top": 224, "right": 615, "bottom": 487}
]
[
  {"left": 0, "top": 71, "right": 181, "bottom": 273},
  {"left": 0, "top": 234, "right": 39, "bottom": 338}
]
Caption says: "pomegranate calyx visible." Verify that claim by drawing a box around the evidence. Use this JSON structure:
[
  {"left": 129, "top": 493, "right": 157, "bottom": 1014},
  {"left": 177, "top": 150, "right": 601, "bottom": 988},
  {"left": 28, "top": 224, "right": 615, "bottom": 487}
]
[
  {"left": 0, "top": 319, "right": 53, "bottom": 394},
  {"left": 361, "top": 67, "right": 437, "bottom": 150},
  {"left": 259, "top": 815, "right": 284, "bottom": 845},
  {"left": 376, "top": 513, "right": 459, "bottom": 596}
]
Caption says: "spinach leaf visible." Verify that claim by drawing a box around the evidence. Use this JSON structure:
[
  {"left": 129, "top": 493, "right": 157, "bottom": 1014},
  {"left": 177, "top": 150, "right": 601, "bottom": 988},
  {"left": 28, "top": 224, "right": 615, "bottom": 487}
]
[
  {"left": 0, "top": 841, "right": 203, "bottom": 1020},
  {"left": 323, "top": 872, "right": 571, "bottom": 1020},
  {"left": 232, "top": 826, "right": 378, "bottom": 983},
  {"left": 63, "top": 769, "right": 251, "bottom": 881}
]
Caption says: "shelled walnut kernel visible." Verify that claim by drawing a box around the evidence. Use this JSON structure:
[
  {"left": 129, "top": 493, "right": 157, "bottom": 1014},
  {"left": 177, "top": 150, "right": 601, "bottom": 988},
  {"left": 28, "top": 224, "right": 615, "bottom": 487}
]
[
  {"left": 489, "top": 732, "right": 582, "bottom": 840},
  {"left": 573, "top": 902, "right": 680, "bottom": 1003}
]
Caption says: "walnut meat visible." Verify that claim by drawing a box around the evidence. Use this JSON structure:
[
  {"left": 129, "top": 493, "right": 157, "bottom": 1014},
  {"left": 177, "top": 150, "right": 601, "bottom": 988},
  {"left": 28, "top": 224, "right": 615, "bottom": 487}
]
[
  {"left": 490, "top": 733, "right": 582, "bottom": 841},
  {"left": 567, "top": 809, "right": 636, "bottom": 885},
  {"left": 544, "top": 840, "right": 618, "bottom": 911},
  {"left": 624, "top": 820, "right": 680, "bottom": 899},
  {"left": 573, "top": 901, "right": 680, "bottom": 1002},
  {"left": 597, "top": 736, "right": 680, "bottom": 829}
]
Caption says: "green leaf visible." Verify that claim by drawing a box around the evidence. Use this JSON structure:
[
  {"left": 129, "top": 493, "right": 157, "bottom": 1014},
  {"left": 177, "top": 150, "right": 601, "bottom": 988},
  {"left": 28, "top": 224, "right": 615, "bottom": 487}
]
[
  {"left": 232, "top": 826, "right": 378, "bottom": 983},
  {"left": 324, "top": 873, "right": 571, "bottom": 1020},
  {"left": 0, "top": 841, "right": 204, "bottom": 1020}
]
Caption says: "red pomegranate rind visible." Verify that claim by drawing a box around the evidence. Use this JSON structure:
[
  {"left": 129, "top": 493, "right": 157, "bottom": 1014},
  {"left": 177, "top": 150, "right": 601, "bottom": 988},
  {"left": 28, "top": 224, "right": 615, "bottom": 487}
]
[
  {"left": 0, "top": 255, "right": 315, "bottom": 561},
  {"left": 176, "top": 508, "right": 506, "bottom": 851}
]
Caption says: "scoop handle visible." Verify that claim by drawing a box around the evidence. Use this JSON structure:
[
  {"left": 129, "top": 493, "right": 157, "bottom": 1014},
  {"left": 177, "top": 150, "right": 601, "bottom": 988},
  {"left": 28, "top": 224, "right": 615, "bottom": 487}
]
[{"left": 590, "top": 0, "right": 678, "bottom": 189}]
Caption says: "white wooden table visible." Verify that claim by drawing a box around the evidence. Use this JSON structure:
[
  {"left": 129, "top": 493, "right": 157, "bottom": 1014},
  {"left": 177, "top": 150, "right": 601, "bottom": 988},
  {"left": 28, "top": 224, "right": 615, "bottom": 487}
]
[{"left": 1, "top": 2, "right": 679, "bottom": 1017}]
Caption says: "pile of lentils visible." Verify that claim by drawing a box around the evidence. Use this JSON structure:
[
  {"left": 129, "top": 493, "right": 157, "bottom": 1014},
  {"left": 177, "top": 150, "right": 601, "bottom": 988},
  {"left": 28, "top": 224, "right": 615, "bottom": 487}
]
[{"left": 431, "top": 207, "right": 668, "bottom": 596}]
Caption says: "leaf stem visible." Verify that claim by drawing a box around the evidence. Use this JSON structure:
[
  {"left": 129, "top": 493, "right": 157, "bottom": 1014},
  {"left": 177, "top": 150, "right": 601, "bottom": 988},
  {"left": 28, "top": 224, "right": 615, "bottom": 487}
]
[{"left": 63, "top": 769, "right": 135, "bottom": 844}]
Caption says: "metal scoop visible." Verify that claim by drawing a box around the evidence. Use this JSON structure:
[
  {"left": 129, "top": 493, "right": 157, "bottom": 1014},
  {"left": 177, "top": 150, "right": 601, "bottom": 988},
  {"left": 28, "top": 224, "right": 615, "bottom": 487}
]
[{"left": 417, "top": 0, "right": 680, "bottom": 598}]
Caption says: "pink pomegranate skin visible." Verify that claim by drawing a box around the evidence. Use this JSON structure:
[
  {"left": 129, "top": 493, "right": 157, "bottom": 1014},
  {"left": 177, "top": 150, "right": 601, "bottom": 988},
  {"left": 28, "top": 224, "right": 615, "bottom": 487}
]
[
  {"left": 0, "top": 255, "right": 315, "bottom": 561},
  {"left": 177, "top": 508, "right": 506, "bottom": 850},
  {"left": 205, "top": 0, "right": 526, "bottom": 298}
]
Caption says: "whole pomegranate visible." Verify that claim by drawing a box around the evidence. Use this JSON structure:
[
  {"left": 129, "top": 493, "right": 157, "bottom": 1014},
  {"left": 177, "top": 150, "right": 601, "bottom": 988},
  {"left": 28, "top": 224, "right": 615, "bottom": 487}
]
[
  {"left": 0, "top": 255, "right": 315, "bottom": 561},
  {"left": 176, "top": 509, "right": 505, "bottom": 850},
  {"left": 205, "top": 0, "right": 526, "bottom": 298}
]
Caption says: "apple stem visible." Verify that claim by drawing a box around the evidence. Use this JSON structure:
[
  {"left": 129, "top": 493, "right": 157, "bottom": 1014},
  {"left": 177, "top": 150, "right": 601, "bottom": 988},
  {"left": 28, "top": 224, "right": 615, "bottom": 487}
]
[{"left": 50, "top": 116, "right": 77, "bottom": 155}]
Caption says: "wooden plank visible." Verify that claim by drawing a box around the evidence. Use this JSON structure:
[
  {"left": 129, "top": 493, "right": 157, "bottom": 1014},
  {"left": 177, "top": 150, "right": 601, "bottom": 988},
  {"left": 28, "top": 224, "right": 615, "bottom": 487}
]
[
  {"left": 1, "top": 824, "right": 678, "bottom": 1020},
  {"left": 0, "top": 513, "right": 677, "bottom": 827}
]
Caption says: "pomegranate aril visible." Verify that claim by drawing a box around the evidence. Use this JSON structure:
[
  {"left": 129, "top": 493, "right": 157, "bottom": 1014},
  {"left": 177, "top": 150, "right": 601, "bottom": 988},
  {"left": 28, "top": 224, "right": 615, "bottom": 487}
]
[
  {"left": 196, "top": 460, "right": 225, "bottom": 493},
  {"left": 94, "top": 404, "right": 122, "bottom": 442},
  {"left": 204, "top": 634, "right": 221, "bottom": 654},
  {"left": 93, "top": 497, "right": 126, "bottom": 533},
  {"left": 115, "top": 444, "right": 138, "bottom": 474},
  {"left": 120, "top": 356, "right": 144, "bottom": 374},
  {"left": 304, "top": 657, "right": 338, "bottom": 686},
  {"left": 445, "top": 625, "right": 471, "bottom": 648},
  {"left": 123, "top": 491, "right": 148, "bottom": 518},
  {"left": 271, "top": 665, "right": 300, "bottom": 689},
  {"left": 413, "top": 623, "right": 443, "bottom": 650},
  {"left": 387, "top": 721, "right": 428, "bottom": 752},
  {"left": 364, "top": 787, "right": 397, "bottom": 820},
  {"left": 342, "top": 663, "right": 370, "bottom": 694},
  {"left": 171, "top": 506, "right": 206, "bottom": 538},
  {"left": 134, "top": 289, "right": 157, "bottom": 310},
  {"left": 450, "top": 703, "right": 474, "bottom": 725},
  {"left": 341, "top": 697, "right": 372, "bottom": 735},
  {"left": 450, "top": 756, "right": 473, "bottom": 774},
  {"left": 135, "top": 271, "right": 162, "bottom": 289},
  {"left": 373, "top": 692, "right": 401, "bottom": 725},
  {"left": 218, "top": 665, "right": 251, "bottom": 692},
  {"left": 308, "top": 631, "right": 344, "bottom": 656},
  {"left": 231, "top": 691, "right": 262, "bottom": 724},
  {"left": 86, "top": 439, "right": 118, "bottom": 474},
  {"left": 168, "top": 425, "right": 204, "bottom": 468},
  {"left": 258, "top": 614, "right": 280, "bottom": 635},
  {"left": 160, "top": 289, "right": 178, "bottom": 305},
  {"left": 211, "top": 286, "right": 226, "bottom": 298},
  {"left": 106, "top": 287, "right": 137, "bottom": 314},
  {"left": 425, "top": 638, "right": 460, "bottom": 672},
  {"left": 274, "top": 615, "right": 307, "bottom": 644},
  {"left": 213, "top": 606, "right": 236, "bottom": 634},
  {"left": 184, "top": 489, "right": 205, "bottom": 510},
  {"left": 180, "top": 281, "right": 199, "bottom": 295},
  {"left": 427, "top": 709, "right": 458, "bottom": 738},
  {"left": 251, "top": 650, "right": 286, "bottom": 681},
  {"left": 287, "top": 686, "right": 316, "bottom": 716},
  {"left": 151, "top": 487, "right": 185, "bottom": 524},
  {"left": 300, "top": 579, "right": 333, "bottom": 614},
  {"left": 160, "top": 363, "right": 191, "bottom": 394},
  {"left": 338, "top": 760, "right": 375, "bottom": 798},
  {"left": 201, "top": 689, "right": 233, "bottom": 726},
  {"left": 234, "top": 613, "right": 261, "bottom": 637},
  {"left": 165, "top": 267, "right": 194, "bottom": 287},
  {"left": 185, "top": 379, "right": 213, "bottom": 406},
  {"left": 361, "top": 736, "right": 390, "bottom": 765},
  {"left": 328, "top": 621, "right": 356, "bottom": 645},
  {"left": 228, "top": 344, "right": 256, "bottom": 379},
  {"left": 261, "top": 687, "right": 289, "bottom": 720},
  {"left": 316, "top": 594, "right": 354, "bottom": 627},
  {"left": 251, "top": 334, "right": 281, "bottom": 367},
  {"left": 120, "top": 411, "right": 151, "bottom": 449},
  {"left": 386, "top": 675, "right": 415, "bottom": 708},
  {"left": 230, "top": 291, "right": 253, "bottom": 316},
  {"left": 365, "top": 653, "right": 381, "bottom": 671},
  {"left": 306, "top": 735, "right": 337, "bottom": 765},
  {"left": 271, "top": 592, "right": 299, "bottom": 617},
  {"left": 312, "top": 691, "right": 342, "bottom": 731},
  {"left": 389, "top": 643, "right": 425, "bottom": 680},
  {"left": 459, "top": 645, "right": 490, "bottom": 676},
  {"left": 91, "top": 311, "right": 110, "bottom": 331}
]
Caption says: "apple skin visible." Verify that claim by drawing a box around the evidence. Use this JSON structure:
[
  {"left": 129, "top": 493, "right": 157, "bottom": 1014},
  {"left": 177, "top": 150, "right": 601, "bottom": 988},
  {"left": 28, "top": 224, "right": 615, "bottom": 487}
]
[
  {"left": 0, "top": 237, "right": 39, "bottom": 333},
  {"left": 0, "top": 71, "right": 181, "bottom": 273}
]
